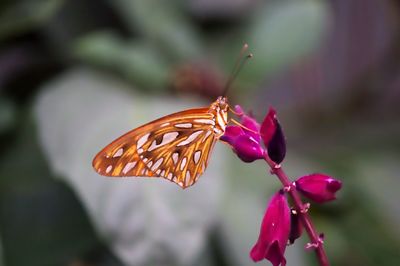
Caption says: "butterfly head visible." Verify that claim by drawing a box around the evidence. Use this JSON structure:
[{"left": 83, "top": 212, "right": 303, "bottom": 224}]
[{"left": 215, "top": 96, "right": 229, "bottom": 112}]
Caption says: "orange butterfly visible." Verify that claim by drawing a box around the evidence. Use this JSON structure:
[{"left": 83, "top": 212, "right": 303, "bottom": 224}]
[
  {"left": 93, "top": 44, "right": 252, "bottom": 189},
  {"left": 92, "top": 96, "right": 229, "bottom": 189}
]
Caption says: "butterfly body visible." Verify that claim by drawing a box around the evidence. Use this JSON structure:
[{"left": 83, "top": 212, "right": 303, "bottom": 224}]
[{"left": 93, "top": 96, "right": 229, "bottom": 189}]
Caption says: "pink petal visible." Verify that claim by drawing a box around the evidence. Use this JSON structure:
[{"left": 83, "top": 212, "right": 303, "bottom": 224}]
[
  {"left": 241, "top": 115, "right": 261, "bottom": 142},
  {"left": 234, "top": 105, "right": 244, "bottom": 116},
  {"left": 234, "top": 135, "right": 264, "bottom": 162},
  {"left": 220, "top": 125, "right": 244, "bottom": 144},
  {"left": 260, "top": 108, "right": 277, "bottom": 147},
  {"left": 250, "top": 191, "right": 290, "bottom": 265}
]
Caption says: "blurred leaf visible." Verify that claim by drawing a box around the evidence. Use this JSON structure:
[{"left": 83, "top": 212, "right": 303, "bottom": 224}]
[
  {"left": 0, "top": 98, "right": 16, "bottom": 135},
  {"left": 188, "top": 0, "right": 258, "bottom": 20},
  {"left": 74, "top": 32, "right": 170, "bottom": 91},
  {"left": 240, "top": 0, "right": 329, "bottom": 86},
  {"left": 34, "top": 68, "right": 228, "bottom": 266},
  {"left": 0, "top": 0, "right": 64, "bottom": 40},
  {"left": 108, "top": 0, "right": 203, "bottom": 60},
  {"left": 360, "top": 155, "right": 400, "bottom": 220},
  {"left": 0, "top": 112, "right": 107, "bottom": 266},
  {"left": 0, "top": 236, "right": 3, "bottom": 266}
]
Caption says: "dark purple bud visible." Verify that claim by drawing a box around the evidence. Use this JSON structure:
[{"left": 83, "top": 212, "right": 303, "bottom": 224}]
[
  {"left": 260, "top": 108, "right": 277, "bottom": 147},
  {"left": 250, "top": 191, "right": 290, "bottom": 265},
  {"left": 234, "top": 135, "right": 264, "bottom": 162},
  {"left": 267, "top": 121, "right": 286, "bottom": 164},
  {"left": 295, "top": 174, "right": 342, "bottom": 203},
  {"left": 289, "top": 209, "right": 303, "bottom": 244}
]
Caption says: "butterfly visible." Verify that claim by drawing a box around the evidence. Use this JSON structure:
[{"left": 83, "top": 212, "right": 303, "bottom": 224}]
[{"left": 92, "top": 96, "right": 230, "bottom": 189}]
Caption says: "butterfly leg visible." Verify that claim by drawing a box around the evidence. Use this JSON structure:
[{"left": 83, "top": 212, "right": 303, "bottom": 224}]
[
  {"left": 229, "top": 118, "right": 259, "bottom": 134},
  {"left": 228, "top": 106, "right": 244, "bottom": 116}
]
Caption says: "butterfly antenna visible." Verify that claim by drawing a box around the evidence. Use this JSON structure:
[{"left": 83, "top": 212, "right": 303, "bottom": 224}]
[{"left": 222, "top": 43, "right": 253, "bottom": 96}]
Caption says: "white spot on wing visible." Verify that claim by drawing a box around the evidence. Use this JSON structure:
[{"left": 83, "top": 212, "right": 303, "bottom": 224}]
[
  {"left": 137, "top": 133, "right": 150, "bottom": 149},
  {"left": 172, "top": 153, "right": 179, "bottom": 165},
  {"left": 113, "top": 148, "right": 123, "bottom": 158},
  {"left": 148, "top": 132, "right": 179, "bottom": 151},
  {"left": 180, "top": 157, "right": 187, "bottom": 171},
  {"left": 194, "top": 151, "right": 201, "bottom": 164},
  {"left": 194, "top": 119, "right": 215, "bottom": 125},
  {"left": 177, "top": 131, "right": 203, "bottom": 146},
  {"left": 106, "top": 165, "right": 113, "bottom": 173},
  {"left": 147, "top": 161, "right": 153, "bottom": 168},
  {"left": 202, "top": 131, "right": 212, "bottom": 142},
  {"left": 147, "top": 140, "right": 157, "bottom": 151},
  {"left": 161, "top": 122, "right": 170, "bottom": 127},
  {"left": 122, "top": 161, "right": 137, "bottom": 174},
  {"left": 163, "top": 132, "right": 180, "bottom": 144},
  {"left": 175, "top": 123, "right": 192, "bottom": 128},
  {"left": 186, "top": 171, "right": 191, "bottom": 183},
  {"left": 151, "top": 158, "right": 163, "bottom": 171},
  {"left": 167, "top": 173, "right": 173, "bottom": 180},
  {"left": 160, "top": 170, "right": 165, "bottom": 176}
]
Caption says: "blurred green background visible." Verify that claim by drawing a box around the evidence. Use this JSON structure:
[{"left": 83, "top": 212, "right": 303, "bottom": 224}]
[{"left": 1, "top": 0, "right": 400, "bottom": 265}]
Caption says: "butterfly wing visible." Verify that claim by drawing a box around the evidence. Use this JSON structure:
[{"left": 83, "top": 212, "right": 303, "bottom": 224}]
[{"left": 92, "top": 107, "right": 218, "bottom": 188}]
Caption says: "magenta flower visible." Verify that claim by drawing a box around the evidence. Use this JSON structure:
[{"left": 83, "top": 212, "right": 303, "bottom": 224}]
[
  {"left": 219, "top": 102, "right": 341, "bottom": 265},
  {"left": 220, "top": 105, "right": 264, "bottom": 162},
  {"left": 295, "top": 174, "right": 342, "bottom": 203},
  {"left": 250, "top": 191, "right": 290, "bottom": 266}
]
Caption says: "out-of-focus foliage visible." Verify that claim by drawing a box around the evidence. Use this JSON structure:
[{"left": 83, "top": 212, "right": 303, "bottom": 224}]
[
  {"left": 0, "top": 0, "right": 64, "bottom": 41},
  {"left": 34, "top": 68, "right": 226, "bottom": 266},
  {"left": 1, "top": 0, "right": 400, "bottom": 265},
  {"left": 244, "top": 0, "right": 329, "bottom": 85},
  {"left": 0, "top": 98, "right": 16, "bottom": 135},
  {"left": 74, "top": 33, "right": 170, "bottom": 90}
]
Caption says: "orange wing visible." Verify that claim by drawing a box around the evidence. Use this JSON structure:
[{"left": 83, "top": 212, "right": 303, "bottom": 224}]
[{"left": 92, "top": 107, "right": 218, "bottom": 188}]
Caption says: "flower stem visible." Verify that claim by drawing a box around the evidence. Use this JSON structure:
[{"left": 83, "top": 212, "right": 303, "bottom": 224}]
[{"left": 263, "top": 154, "right": 329, "bottom": 266}]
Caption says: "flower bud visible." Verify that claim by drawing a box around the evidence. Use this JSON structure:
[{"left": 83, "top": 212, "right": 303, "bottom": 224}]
[
  {"left": 267, "top": 122, "right": 286, "bottom": 164},
  {"left": 295, "top": 174, "right": 342, "bottom": 203},
  {"left": 289, "top": 209, "right": 303, "bottom": 244}
]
